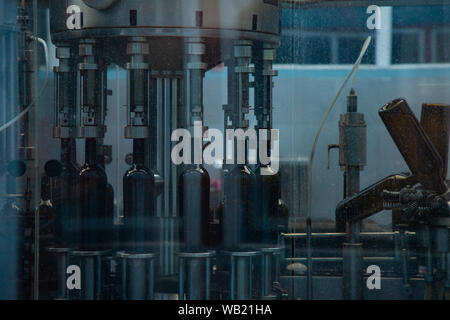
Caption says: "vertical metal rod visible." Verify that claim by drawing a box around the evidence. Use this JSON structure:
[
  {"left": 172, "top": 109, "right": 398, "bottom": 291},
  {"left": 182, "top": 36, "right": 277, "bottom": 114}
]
[
  {"left": 121, "top": 259, "right": 127, "bottom": 300},
  {"left": 230, "top": 256, "right": 235, "bottom": 300},
  {"left": 179, "top": 257, "right": 184, "bottom": 300},
  {"left": 148, "top": 259, "right": 154, "bottom": 300},
  {"left": 206, "top": 257, "right": 210, "bottom": 300},
  {"left": 341, "top": 90, "right": 365, "bottom": 300},
  {"left": 249, "top": 256, "right": 253, "bottom": 299},
  {"left": 306, "top": 217, "right": 313, "bottom": 299}
]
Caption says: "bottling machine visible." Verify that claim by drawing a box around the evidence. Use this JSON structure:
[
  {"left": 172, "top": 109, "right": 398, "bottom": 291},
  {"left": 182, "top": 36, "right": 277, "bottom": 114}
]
[{"left": 0, "top": 0, "right": 449, "bottom": 301}]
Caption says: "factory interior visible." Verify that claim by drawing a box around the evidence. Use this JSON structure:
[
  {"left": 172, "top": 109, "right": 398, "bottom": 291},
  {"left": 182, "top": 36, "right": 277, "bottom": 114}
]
[{"left": 1, "top": 0, "right": 450, "bottom": 301}]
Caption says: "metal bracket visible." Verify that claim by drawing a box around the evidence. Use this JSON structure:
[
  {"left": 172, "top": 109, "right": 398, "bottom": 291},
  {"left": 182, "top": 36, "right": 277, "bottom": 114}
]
[{"left": 327, "top": 144, "right": 340, "bottom": 169}]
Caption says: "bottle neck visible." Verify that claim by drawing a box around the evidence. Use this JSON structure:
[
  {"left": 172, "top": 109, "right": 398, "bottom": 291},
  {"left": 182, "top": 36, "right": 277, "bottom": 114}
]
[
  {"left": 85, "top": 138, "right": 97, "bottom": 165},
  {"left": 61, "top": 138, "right": 77, "bottom": 164},
  {"left": 133, "top": 139, "right": 145, "bottom": 165}
]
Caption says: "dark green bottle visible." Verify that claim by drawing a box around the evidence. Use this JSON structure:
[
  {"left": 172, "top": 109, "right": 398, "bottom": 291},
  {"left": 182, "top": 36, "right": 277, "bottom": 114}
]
[
  {"left": 77, "top": 138, "right": 108, "bottom": 251},
  {"left": 179, "top": 164, "right": 210, "bottom": 252},
  {"left": 254, "top": 164, "right": 280, "bottom": 246},
  {"left": 222, "top": 164, "right": 255, "bottom": 250},
  {"left": 55, "top": 138, "right": 80, "bottom": 248},
  {"left": 123, "top": 139, "right": 155, "bottom": 253}
]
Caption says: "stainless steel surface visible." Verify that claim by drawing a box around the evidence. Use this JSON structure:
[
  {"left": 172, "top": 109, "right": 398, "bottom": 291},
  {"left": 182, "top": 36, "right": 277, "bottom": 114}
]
[
  {"left": 282, "top": 0, "right": 450, "bottom": 8},
  {"left": 50, "top": 0, "right": 281, "bottom": 43}
]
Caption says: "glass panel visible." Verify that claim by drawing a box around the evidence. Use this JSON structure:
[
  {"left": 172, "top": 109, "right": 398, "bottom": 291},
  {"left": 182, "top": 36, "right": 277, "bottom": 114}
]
[{"left": 1, "top": 0, "right": 450, "bottom": 302}]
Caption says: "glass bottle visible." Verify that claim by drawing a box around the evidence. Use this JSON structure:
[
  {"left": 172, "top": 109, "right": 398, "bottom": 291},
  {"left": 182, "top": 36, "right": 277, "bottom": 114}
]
[
  {"left": 123, "top": 139, "right": 155, "bottom": 253},
  {"left": 77, "top": 138, "right": 107, "bottom": 251}
]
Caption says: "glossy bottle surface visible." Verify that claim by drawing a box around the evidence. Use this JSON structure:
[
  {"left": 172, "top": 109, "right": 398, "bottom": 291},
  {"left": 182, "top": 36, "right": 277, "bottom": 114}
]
[
  {"left": 98, "top": 140, "right": 115, "bottom": 251},
  {"left": 0, "top": 199, "right": 27, "bottom": 299},
  {"left": 254, "top": 164, "right": 281, "bottom": 246},
  {"left": 54, "top": 138, "right": 80, "bottom": 248},
  {"left": 179, "top": 164, "right": 210, "bottom": 252},
  {"left": 222, "top": 165, "right": 255, "bottom": 250},
  {"left": 77, "top": 138, "right": 108, "bottom": 251},
  {"left": 123, "top": 139, "right": 155, "bottom": 253}
]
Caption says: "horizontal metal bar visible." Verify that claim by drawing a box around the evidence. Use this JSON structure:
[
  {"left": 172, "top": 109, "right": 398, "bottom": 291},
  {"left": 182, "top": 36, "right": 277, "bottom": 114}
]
[
  {"left": 285, "top": 256, "right": 418, "bottom": 262},
  {"left": 282, "top": 231, "right": 413, "bottom": 238},
  {"left": 281, "top": 0, "right": 450, "bottom": 8}
]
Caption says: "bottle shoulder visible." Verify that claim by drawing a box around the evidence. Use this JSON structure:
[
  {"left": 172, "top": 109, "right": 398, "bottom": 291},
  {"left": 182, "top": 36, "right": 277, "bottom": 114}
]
[
  {"left": 181, "top": 165, "right": 210, "bottom": 178},
  {"left": 255, "top": 164, "right": 280, "bottom": 182},
  {"left": 124, "top": 164, "right": 154, "bottom": 179},
  {"left": 183, "top": 166, "right": 209, "bottom": 176},
  {"left": 79, "top": 163, "right": 107, "bottom": 179},
  {"left": 61, "top": 161, "right": 80, "bottom": 176},
  {"left": 230, "top": 164, "right": 255, "bottom": 177}
]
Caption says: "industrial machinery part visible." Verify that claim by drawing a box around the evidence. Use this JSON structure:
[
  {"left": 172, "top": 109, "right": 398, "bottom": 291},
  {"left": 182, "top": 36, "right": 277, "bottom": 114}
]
[
  {"left": 379, "top": 99, "right": 447, "bottom": 194},
  {"left": 178, "top": 251, "right": 215, "bottom": 300},
  {"left": 124, "top": 37, "right": 150, "bottom": 139},
  {"left": 420, "top": 104, "right": 450, "bottom": 179},
  {"left": 68, "top": 250, "right": 108, "bottom": 300},
  {"left": 49, "top": 0, "right": 281, "bottom": 46},
  {"left": 334, "top": 98, "right": 450, "bottom": 301},
  {"left": 122, "top": 35, "right": 154, "bottom": 254},
  {"left": 46, "top": 0, "right": 283, "bottom": 301},
  {"left": 119, "top": 35, "right": 157, "bottom": 300},
  {"left": 76, "top": 39, "right": 107, "bottom": 139},
  {"left": 117, "top": 251, "right": 157, "bottom": 300},
  {"left": 336, "top": 174, "right": 416, "bottom": 232},
  {"left": 47, "top": 248, "right": 70, "bottom": 300},
  {"left": 225, "top": 250, "right": 261, "bottom": 300},
  {"left": 222, "top": 40, "right": 255, "bottom": 250},
  {"left": 7, "top": 0, "right": 450, "bottom": 303},
  {"left": 337, "top": 99, "right": 449, "bottom": 233},
  {"left": 254, "top": 44, "right": 281, "bottom": 246},
  {"left": 176, "top": 36, "right": 214, "bottom": 300},
  {"left": 340, "top": 90, "right": 366, "bottom": 300},
  {"left": 260, "top": 247, "right": 283, "bottom": 298},
  {"left": 328, "top": 89, "right": 367, "bottom": 299},
  {"left": 53, "top": 44, "right": 76, "bottom": 139},
  {"left": 281, "top": 0, "right": 449, "bottom": 8}
]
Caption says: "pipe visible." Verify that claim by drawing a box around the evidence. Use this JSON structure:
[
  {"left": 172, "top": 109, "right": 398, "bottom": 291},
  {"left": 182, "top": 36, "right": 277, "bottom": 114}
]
[{"left": 0, "top": 36, "right": 48, "bottom": 132}]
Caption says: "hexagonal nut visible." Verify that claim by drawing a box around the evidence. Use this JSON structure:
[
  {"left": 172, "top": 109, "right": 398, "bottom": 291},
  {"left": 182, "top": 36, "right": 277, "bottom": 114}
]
[
  {"left": 263, "top": 49, "right": 276, "bottom": 61},
  {"left": 56, "top": 47, "right": 71, "bottom": 59},
  {"left": 79, "top": 44, "right": 94, "bottom": 56}
]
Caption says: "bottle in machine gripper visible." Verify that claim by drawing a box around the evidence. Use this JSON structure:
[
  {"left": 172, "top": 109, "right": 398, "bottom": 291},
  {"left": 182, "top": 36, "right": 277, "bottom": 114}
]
[
  {"left": 77, "top": 138, "right": 108, "bottom": 251},
  {"left": 179, "top": 164, "right": 210, "bottom": 252},
  {"left": 123, "top": 138, "right": 155, "bottom": 253}
]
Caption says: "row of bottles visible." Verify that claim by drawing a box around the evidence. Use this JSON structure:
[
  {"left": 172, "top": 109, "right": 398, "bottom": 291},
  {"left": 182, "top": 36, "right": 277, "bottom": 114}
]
[
  {"left": 0, "top": 141, "right": 287, "bottom": 299},
  {"left": 178, "top": 162, "right": 287, "bottom": 253},
  {"left": 52, "top": 137, "right": 157, "bottom": 253},
  {"left": 36, "top": 135, "right": 286, "bottom": 267},
  {"left": 43, "top": 139, "right": 286, "bottom": 256},
  {"left": 51, "top": 138, "right": 114, "bottom": 251}
]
